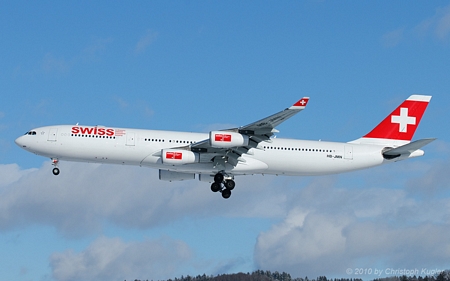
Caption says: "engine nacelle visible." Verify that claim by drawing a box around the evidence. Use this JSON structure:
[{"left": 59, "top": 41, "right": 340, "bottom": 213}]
[
  {"left": 161, "top": 149, "right": 199, "bottom": 165},
  {"left": 209, "top": 131, "right": 249, "bottom": 148}
]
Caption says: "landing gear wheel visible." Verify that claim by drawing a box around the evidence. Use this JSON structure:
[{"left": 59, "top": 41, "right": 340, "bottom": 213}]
[
  {"left": 52, "top": 167, "right": 60, "bottom": 176},
  {"left": 221, "top": 188, "right": 232, "bottom": 199},
  {"left": 51, "top": 158, "right": 60, "bottom": 176},
  {"left": 212, "top": 172, "right": 235, "bottom": 199},
  {"left": 214, "top": 173, "right": 224, "bottom": 183},
  {"left": 224, "top": 180, "right": 235, "bottom": 190},
  {"left": 211, "top": 182, "right": 221, "bottom": 192}
]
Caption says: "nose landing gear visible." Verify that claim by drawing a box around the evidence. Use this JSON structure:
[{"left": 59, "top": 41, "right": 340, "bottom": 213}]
[
  {"left": 210, "top": 172, "right": 235, "bottom": 199},
  {"left": 51, "top": 158, "right": 60, "bottom": 175}
]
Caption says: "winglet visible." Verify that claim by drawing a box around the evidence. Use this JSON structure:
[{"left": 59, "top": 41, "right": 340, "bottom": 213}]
[{"left": 290, "top": 97, "right": 310, "bottom": 109}]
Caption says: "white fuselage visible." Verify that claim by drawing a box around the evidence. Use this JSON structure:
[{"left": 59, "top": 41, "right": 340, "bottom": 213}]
[{"left": 15, "top": 125, "right": 407, "bottom": 178}]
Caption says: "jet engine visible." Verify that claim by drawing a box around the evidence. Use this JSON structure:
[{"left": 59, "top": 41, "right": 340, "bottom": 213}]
[
  {"left": 161, "top": 149, "right": 199, "bottom": 165},
  {"left": 209, "top": 131, "right": 249, "bottom": 148}
]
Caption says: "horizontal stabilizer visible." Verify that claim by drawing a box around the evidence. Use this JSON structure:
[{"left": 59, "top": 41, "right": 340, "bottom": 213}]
[{"left": 383, "top": 138, "right": 436, "bottom": 156}]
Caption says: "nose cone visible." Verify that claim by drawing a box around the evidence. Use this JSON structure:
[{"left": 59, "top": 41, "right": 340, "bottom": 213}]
[{"left": 15, "top": 135, "right": 27, "bottom": 148}]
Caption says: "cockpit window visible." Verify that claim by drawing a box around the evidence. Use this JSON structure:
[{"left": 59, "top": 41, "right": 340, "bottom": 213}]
[{"left": 24, "top": 131, "right": 37, "bottom": 135}]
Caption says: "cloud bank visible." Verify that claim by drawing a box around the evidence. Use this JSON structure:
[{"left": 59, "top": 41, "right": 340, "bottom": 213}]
[
  {"left": 254, "top": 184, "right": 450, "bottom": 277},
  {"left": 0, "top": 154, "right": 449, "bottom": 280},
  {"left": 50, "top": 236, "right": 192, "bottom": 281},
  {"left": 0, "top": 161, "right": 285, "bottom": 237}
]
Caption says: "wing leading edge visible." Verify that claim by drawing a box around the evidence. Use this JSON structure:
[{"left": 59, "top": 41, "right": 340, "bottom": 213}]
[{"left": 238, "top": 97, "right": 310, "bottom": 136}]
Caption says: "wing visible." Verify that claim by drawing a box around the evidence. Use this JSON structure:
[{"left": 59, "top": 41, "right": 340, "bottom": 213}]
[
  {"left": 238, "top": 97, "right": 310, "bottom": 137},
  {"left": 189, "top": 97, "right": 310, "bottom": 166}
]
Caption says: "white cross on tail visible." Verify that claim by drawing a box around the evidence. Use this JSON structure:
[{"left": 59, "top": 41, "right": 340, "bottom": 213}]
[{"left": 391, "top": 107, "right": 416, "bottom": 133}]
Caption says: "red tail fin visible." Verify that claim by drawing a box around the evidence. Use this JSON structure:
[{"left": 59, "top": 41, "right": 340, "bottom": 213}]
[{"left": 362, "top": 95, "right": 431, "bottom": 142}]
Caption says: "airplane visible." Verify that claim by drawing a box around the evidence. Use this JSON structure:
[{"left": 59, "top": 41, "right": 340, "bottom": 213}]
[{"left": 15, "top": 95, "right": 435, "bottom": 199}]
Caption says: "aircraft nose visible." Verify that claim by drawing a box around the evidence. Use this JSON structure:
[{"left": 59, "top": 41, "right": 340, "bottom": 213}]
[{"left": 15, "top": 135, "right": 27, "bottom": 148}]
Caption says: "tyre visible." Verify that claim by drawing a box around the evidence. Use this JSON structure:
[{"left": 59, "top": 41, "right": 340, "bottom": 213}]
[
  {"left": 221, "top": 189, "right": 231, "bottom": 199},
  {"left": 224, "top": 180, "right": 235, "bottom": 190},
  {"left": 214, "top": 173, "right": 224, "bottom": 183},
  {"left": 52, "top": 167, "right": 60, "bottom": 176},
  {"left": 211, "top": 182, "right": 221, "bottom": 192}
]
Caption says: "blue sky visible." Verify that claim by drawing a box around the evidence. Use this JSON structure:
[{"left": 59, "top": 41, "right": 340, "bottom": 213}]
[{"left": 1, "top": 1, "right": 450, "bottom": 281}]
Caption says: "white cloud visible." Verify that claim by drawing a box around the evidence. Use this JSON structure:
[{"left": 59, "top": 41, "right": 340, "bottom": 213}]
[
  {"left": 423, "top": 4, "right": 450, "bottom": 40},
  {"left": 0, "top": 162, "right": 204, "bottom": 236},
  {"left": 254, "top": 180, "right": 450, "bottom": 277},
  {"left": 0, "top": 161, "right": 287, "bottom": 280},
  {"left": 40, "top": 37, "right": 112, "bottom": 74},
  {"left": 42, "top": 53, "right": 71, "bottom": 73},
  {"left": 382, "top": 28, "right": 405, "bottom": 48},
  {"left": 135, "top": 29, "right": 158, "bottom": 55},
  {"left": 50, "top": 236, "right": 192, "bottom": 281},
  {"left": 0, "top": 164, "right": 37, "bottom": 188},
  {"left": 435, "top": 7, "right": 450, "bottom": 39},
  {"left": 112, "top": 95, "right": 129, "bottom": 109},
  {"left": 406, "top": 158, "right": 450, "bottom": 196},
  {"left": 2, "top": 153, "right": 449, "bottom": 279},
  {"left": 383, "top": 4, "right": 450, "bottom": 46},
  {"left": 82, "top": 37, "right": 113, "bottom": 59},
  {"left": 0, "top": 161, "right": 286, "bottom": 237}
]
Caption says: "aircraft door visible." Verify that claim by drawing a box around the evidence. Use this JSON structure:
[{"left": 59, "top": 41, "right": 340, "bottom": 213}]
[
  {"left": 126, "top": 132, "right": 135, "bottom": 146},
  {"left": 344, "top": 145, "right": 353, "bottom": 160},
  {"left": 48, "top": 128, "right": 58, "bottom": 142}
]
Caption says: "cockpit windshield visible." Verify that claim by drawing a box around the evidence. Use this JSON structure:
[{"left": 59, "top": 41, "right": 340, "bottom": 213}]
[{"left": 24, "top": 131, "right": 37, "bottom": 135}]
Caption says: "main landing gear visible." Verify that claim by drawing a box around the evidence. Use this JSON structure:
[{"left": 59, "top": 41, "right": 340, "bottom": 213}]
[
  {"left": 51, "top": 158, "right": 60, "bottom": 175},
  {"left": 210, "top": 172, "right": 235, "bottom": 199}
]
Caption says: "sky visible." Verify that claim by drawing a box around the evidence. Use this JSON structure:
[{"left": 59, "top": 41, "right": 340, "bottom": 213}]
[{"left": 1, "top": 1, "right": 450, "bottom": 281}]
